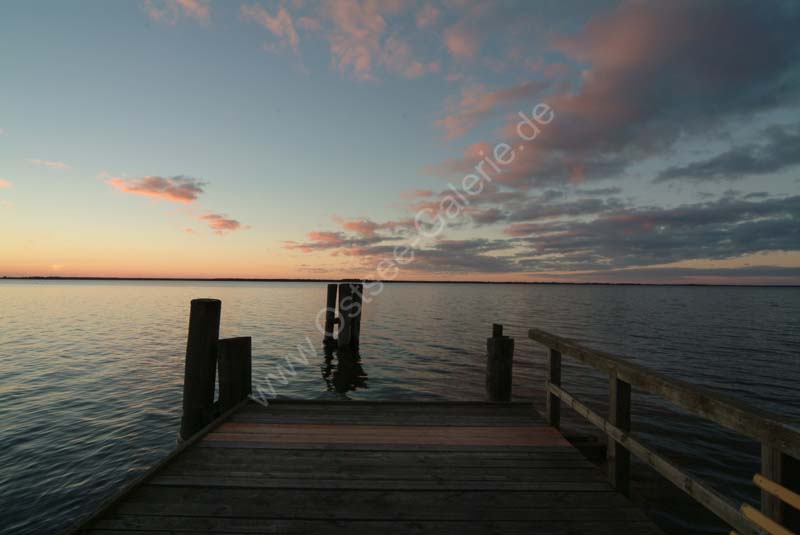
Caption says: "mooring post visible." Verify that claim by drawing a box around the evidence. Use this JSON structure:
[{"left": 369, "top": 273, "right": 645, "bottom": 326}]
[
  {"left": 486, "top": 323, "right": 514, "bottom": 402},
  {"left": 761, "top": 445, "right": 800, "bottom": 530},
  {"left": 337, "top": 283, "right": 353, "bottom": 348},
  {"left": 180, "top": 298, "right": 221, "bottom": 440},
  {"left": 323, "top": 283, "right": 338, "bottom": 345},
  {"left": 350, "top": 283, "right": 363, "bottom": 348},
  {"left": 608, "top": 376, "right": 632, "bottom": 496},
  {"left": 546, "top": 348, "right": 561, "bottom": 427},
  {"left": 218, "top": 336, "right": 252, "bottom": 412}
]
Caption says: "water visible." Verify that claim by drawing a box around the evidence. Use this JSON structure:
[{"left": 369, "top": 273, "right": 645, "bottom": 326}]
[{"left": 0, "top": 280, "right": 798, "bottom": 534}]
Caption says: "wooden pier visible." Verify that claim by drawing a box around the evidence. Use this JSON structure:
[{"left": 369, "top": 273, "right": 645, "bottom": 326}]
[
  {"left": 63, "top": 291, "right": 800, "bottom": 535},
  {"left": 66, "top": 399, "right": 665, "bottom": 535}
]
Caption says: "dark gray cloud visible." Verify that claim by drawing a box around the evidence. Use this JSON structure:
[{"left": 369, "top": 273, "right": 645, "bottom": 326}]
[
  {"left": 509, "top": 195, "right": 800, "bottom": 270},
  {"left": 656, "top": 122, "right": 800, "bottom": 182}
]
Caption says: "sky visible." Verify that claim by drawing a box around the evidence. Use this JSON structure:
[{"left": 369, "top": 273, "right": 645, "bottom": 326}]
[{"left": 1, "top": 0, "right": 799, "bottom": 284}]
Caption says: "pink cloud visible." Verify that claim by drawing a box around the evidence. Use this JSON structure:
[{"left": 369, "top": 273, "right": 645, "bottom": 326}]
[
  {"left": 437, "top": 81, "right": 549, "bottom": 140},
  {"left": 0, "top": 179, "right": 11, "bottom": 189},
  {"left": 107, "top": 175, "right": 205, "bottom": 203},
  {"left": 200, "top": 213, "right": 247, "bottom": 234},
  {"left": 401, "top": 189, "right": 434, "bottom": 199},
  {"left": 297, "top": 16, "right": 321, "bottom": 31},
  {"left": 143, "top": 0, "right": 209, "bottom": 25},
  {"left": 29, "top": 159, "right": 70, "bottom": 169},
  {"left": 242, "top": 4, "right": 300, "bottom": 55},
  {"left": 416, "top": 4, "right": 439, "bottom": 29}
]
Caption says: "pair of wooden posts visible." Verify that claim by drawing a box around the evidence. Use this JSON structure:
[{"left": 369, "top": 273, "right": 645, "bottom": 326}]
[
  {"left": 323, "top": 283, "right": 363, "bottom": 349},
  {"left": 180, "top": 298, "right": 252, "bottom": 440}
]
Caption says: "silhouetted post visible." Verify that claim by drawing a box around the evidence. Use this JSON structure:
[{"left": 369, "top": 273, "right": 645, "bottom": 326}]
[
  {"left": 546, "top": 349, "right": 561, "bottom": 427},
  {"left": 486, "top": 324, "right": 514, "bottom": 402},
  {"left": 180, "top": 298, "right": 221, "bottom": 440},
  {"left": 337, "top": 283, "right": 353, "bottom": 347},
  {"left": 218, "top": 336, "right": 252, "bottom": 412},
  {"left": 762, "top": 445, "right": 800, "bottom": 529},
  {"left": 323, "top": 284, "right": 337, "bottom": 345},
  {"left": 608, "top": 376, "right": 632, "bottom": 496},
  {"left": 350, "top": 283, "right": 363, "bottom": 348}
]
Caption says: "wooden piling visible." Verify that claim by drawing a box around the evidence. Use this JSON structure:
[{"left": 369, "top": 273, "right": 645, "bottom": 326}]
[
  {"left": 337, "top": 283, "right": 353, "bottom": 347},
  {"left": 323, "top": 284, "right": 337, "bottom": 345},
  {"left": 486, "top": 324, "right": 514, "bottom": 402},
  {"left": 180, "top": 298, "right": 221, "bottom": 440},
  {"left": 350, "top": 283, "right": 363, "bottom": 348},
  {"left": 218, "top": 336, "right": 252, "bottom": 412}
]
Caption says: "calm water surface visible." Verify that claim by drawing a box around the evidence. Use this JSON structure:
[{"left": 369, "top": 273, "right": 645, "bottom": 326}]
[{"left": 1, "top": 281, "right": 798, "bottom": 534}]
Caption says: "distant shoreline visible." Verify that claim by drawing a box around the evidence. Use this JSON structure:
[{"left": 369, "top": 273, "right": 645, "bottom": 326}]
[{"left": 1, "top": 276, "right": 797, "bottom": 288}]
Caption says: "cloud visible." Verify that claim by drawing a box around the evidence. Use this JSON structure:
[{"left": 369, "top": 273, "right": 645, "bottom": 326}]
[
  {"left": 0, "top": 128, "right": 5, "bottom": 136},
  {"left": 656, "top": 122, "right": 800, "bottom": 182},
  {"left": 432, "top": 1, "right": 800, "bottom": 189},
  {"left": 242, "top": 4, "right": 300, "bottom": 55},
  {"left": 107, "top": 175, "right": 206, "bottom": 203},
  {"left": 507, "top": 194, "right": 800, "bottom": 271},
  {"left": 401, "top": 188, "right": 434, "bottom": 199},
  {"left": 200, "top": 213, "right": 247, "bottom": 234},
  {"left": 29, "top": 159, "right": 70, "bottom": 169},
  {"left": 143, "top": 0, "right": 209, "bottom": 25},
  {"left": 416, "top": 4, "right": 439, "bottom": 29},
  {"left": 437, "top": 81, "right": 550, "bottom": 140},
  {"left": 0, "top": 179, "right": 11, "bottom": 189}
]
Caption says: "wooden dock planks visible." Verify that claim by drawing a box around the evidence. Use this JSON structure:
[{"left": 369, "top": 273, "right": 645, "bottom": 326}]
[{"left": 73, "top": 400, "right": 664, "bottom": 535}]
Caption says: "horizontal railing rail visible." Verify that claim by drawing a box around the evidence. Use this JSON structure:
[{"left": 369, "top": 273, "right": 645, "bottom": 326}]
[{"left": 529, "top": 327, "right": 800, "bottom": 535}]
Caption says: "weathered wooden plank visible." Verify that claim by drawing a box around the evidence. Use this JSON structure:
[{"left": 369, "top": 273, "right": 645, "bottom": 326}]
[
  {"left": 117, "top": 487, "right": 634, "bottom": 513},
  {"left": 529, "top": 327, "right": 800, "bottom": 459},
  {"left": 87, "top": 519, "right": 665, "bottom": 535}
]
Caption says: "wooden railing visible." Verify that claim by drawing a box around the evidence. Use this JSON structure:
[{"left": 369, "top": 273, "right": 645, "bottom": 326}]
[{"left": 529, "top": 327, "right": 800, "bottom": 535}]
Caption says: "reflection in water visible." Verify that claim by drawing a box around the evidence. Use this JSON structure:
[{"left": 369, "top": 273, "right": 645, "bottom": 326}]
[{"left": 321, "top": 345, "right": 368, "bottom": 394}]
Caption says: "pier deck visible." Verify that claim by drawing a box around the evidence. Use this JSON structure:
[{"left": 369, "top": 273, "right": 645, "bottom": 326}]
[{"left": 73, "top": 400, "right": 664, "bottom": 535}]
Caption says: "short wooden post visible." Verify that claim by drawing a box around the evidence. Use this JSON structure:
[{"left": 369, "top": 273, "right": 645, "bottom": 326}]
[
  {"left": 608, "top": 376, "right": 632, "bottom": 496},
  {"left": 546, "top": 349, "right": 561, "bottom": 427},
  {"left": 337, "top": 283, "right": 353, "bottom": 347},
  {"left": 218, "top": 336, "right": 252, "bottom": 412},
  {"left": 762, "top": 445, "right": 800, "bottom": 530},
  {"left": 180, "top": 298, "right": 221, "bottom": 440},
  {"left": 350, "top": 283, "right": 363, "bottom": 348},
  {"left": 323, "top": 284, "right": 337, "bottom": 345},
  {"left": 486, "top": 324, "right": 514, "bottom": 402}
]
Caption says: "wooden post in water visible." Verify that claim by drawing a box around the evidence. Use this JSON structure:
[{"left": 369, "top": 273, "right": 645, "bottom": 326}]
[
  {"left": 323, "top": 284, "right": 338, "bottom": 345},
  {"left": 486, "top": 323, "right": 514, "bottom": 402},
  {"left": 180, "top": 298, "right": 221, "bottom": 440},
  {"left": 608, "top": 376, "right": 632, "bottom": 496},
  {"left": 350, "top": 283, "right": 363, "bottom": 348},
  {"left": 337, "top": 283, "right": 353, "bottom": 348},
  {"left": 218, "top": 336, "right": 252, "bottom": 412},
  {"left": 336, "top": 282, "right": 363, "bottom": 349},
  {"left": 546, "top": 349, "right": 561, "bottom": 428},
  {"left": 762, "top": 445, "right": 800, "bottom": 530}
]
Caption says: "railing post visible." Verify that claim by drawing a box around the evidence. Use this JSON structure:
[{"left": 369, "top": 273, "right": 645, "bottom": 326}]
[
  {"left": 608, "top": 376, "right": 632, "bottom": 496},
  {"left": 762, "top": 445, "right": 800, "bottom": 530},
  {"left": 180, "top": 298, "right": 221, "bottom": 440},
  {"left": 323, "top": 284, "right": 337, "bottom": 345},
  {"left": 218, "top": 336, "right": 252, "bottom": 412},
  {"left": 546, "top": 349, "right": 561, "bottom": 428},
  {"left": 486, "top": 324, "right": 514, "bottom": 402}
]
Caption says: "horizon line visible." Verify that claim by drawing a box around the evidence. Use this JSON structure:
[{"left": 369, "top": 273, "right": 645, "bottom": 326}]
[{"left": 2, "top": 275, "right": 798, "bottom": 288}]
